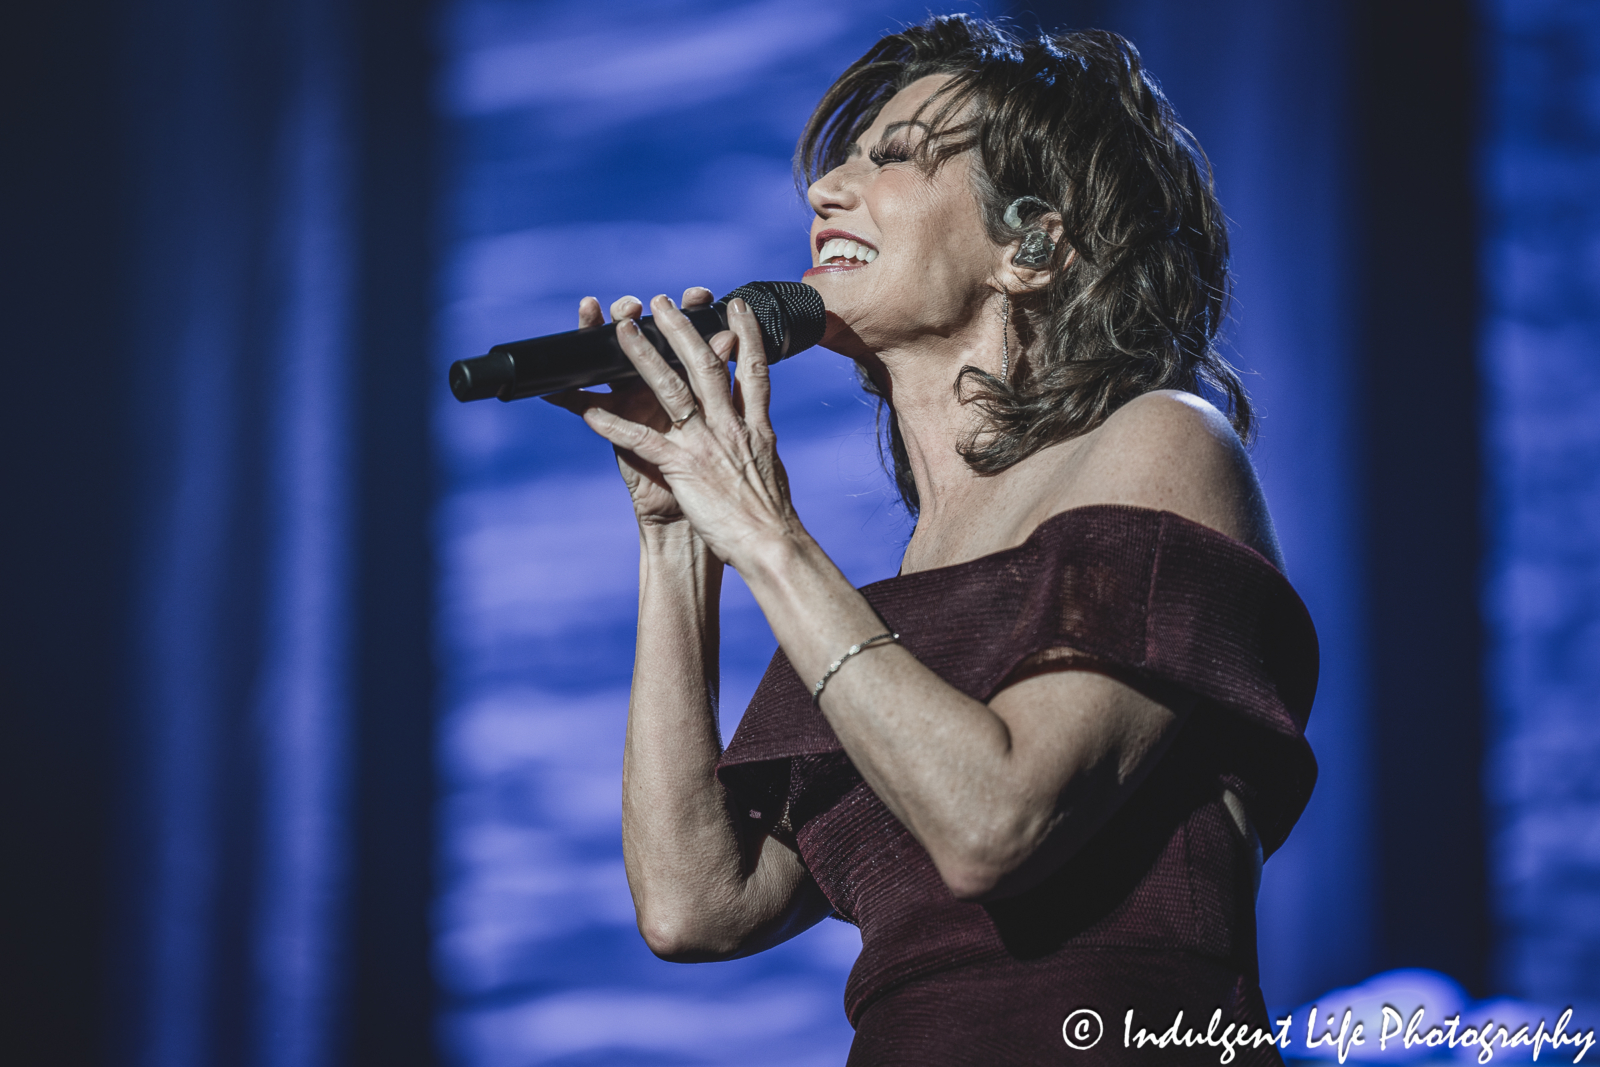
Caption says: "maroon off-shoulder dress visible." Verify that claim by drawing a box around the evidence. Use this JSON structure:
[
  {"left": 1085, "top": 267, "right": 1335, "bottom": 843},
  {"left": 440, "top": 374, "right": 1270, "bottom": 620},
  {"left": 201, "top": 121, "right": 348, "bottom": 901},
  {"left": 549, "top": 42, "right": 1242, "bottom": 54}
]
[{"left": 716, "top": 506, "right": 1318, "bottom": 1065}]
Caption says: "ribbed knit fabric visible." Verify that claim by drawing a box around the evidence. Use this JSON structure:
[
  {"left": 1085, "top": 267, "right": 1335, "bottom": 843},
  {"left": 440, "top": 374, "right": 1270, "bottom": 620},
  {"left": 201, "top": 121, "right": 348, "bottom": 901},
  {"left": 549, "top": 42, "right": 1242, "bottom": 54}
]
[{"left": 716, "top": 505, "right": 1318, "bottom": 1065}]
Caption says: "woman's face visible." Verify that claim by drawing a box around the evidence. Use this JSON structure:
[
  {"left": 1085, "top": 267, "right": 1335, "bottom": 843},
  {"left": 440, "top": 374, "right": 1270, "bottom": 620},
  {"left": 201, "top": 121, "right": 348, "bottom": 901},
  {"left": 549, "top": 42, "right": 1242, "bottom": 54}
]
[{"left": 804, "top": 75, "right": 1003, "bottom": 359}]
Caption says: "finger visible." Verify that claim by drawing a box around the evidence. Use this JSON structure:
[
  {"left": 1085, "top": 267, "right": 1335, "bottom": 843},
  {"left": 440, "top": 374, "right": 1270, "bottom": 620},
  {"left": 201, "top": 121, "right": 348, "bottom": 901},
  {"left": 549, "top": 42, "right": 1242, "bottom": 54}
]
[
  {"left": 578, "top": 400, "right": 672, "bottom": 466},
  {"left": 707, "top": 329, "right": 737, "bottom": 362},
  {"left": 614, "top": 314, "right": 702, "bottom": 422},
  {"left": 609, "top": 295, "right": 643, "bottom": 323},
  {"left": 578, "top": 296, "right": 603, "bottom": 329},
  {"left": 703, "top": 330, "right": 740, "bottom": 416},
  {"left": 649, "top": 294, "right": 736, "bottom": 426},
  {"left": 681, "top": 286, "right": 714, "bottom": 309},
  {"left": 728, "top": 297, "right": 773, "bottom": 435}
]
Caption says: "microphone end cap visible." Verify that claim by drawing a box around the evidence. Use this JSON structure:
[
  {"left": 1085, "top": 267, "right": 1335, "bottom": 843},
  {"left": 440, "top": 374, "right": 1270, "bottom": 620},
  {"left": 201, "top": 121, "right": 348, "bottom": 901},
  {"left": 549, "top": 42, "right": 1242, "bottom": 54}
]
[{"left": 450, "top": 350, "right": 516, "bottom": 402}]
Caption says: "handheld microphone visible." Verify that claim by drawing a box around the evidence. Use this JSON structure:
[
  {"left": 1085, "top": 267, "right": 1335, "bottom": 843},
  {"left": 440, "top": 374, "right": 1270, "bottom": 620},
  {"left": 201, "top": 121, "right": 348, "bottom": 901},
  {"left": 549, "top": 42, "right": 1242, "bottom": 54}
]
[{"left": 449, "top": 281, "right": 827, "bottom": 403}]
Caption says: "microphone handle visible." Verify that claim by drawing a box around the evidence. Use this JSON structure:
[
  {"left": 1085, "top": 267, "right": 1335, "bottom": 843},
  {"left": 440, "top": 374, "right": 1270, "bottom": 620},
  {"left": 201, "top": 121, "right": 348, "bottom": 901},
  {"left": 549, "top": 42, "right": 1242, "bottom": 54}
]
[{"left": 450, "top": 303, "right": 730, "bottom": 403}]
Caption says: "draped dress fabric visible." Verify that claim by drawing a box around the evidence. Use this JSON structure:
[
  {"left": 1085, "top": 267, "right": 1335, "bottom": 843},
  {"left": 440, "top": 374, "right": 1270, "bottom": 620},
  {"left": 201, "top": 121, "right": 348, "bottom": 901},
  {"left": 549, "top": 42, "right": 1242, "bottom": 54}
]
[{"left": 716, "top": 506, "right": 1319, "bottom": 1066}]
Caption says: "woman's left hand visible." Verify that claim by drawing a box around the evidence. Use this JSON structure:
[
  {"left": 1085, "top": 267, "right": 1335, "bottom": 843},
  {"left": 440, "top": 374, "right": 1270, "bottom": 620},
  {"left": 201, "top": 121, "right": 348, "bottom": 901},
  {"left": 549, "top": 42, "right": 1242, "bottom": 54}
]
[{"left": 551, "top": 293, "right": 802, "bottom": 570}]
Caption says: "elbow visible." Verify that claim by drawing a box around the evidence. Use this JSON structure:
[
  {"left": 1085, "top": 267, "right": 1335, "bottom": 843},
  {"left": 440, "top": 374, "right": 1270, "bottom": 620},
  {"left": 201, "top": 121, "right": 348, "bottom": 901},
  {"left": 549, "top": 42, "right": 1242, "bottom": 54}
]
[
  {"left": 930, "top": 828, "right": 1034, "bottom": 902},
  {"left": 931, "top": 809, "right": 1069, "bottom": 901},
  {"left": 635, "top": 909, "right": 738, "bottom": 963},
  {"left": 937, "top": 860, "right": 1007, "bottom": 902}
]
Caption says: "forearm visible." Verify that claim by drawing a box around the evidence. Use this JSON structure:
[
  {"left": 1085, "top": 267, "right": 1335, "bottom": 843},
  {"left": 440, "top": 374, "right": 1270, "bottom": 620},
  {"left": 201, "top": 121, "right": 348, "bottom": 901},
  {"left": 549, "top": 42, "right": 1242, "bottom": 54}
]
[{"left": 621, "top": 524, "right": 776, "bottom": 950}]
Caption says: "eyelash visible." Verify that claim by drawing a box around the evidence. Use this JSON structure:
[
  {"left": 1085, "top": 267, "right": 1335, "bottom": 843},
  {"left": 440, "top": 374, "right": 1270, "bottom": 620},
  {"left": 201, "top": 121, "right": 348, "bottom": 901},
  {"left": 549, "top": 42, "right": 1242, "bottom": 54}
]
[{"left": 868, "top": 139, "right": 913, "bottom": 166}]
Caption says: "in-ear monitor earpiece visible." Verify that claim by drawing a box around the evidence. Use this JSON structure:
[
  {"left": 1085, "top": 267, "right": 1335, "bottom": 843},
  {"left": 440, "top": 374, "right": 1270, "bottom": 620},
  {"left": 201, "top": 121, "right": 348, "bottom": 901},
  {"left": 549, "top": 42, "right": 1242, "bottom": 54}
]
[{"left": 1004, "top": 196, "right": 1057, "bottom": 269}]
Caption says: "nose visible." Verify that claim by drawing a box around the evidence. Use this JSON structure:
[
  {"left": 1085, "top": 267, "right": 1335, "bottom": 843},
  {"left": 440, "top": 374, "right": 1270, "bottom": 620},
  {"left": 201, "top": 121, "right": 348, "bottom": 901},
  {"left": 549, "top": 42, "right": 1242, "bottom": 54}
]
[{"left": 807, "top": 161, "right": 858, "bottom": 219}]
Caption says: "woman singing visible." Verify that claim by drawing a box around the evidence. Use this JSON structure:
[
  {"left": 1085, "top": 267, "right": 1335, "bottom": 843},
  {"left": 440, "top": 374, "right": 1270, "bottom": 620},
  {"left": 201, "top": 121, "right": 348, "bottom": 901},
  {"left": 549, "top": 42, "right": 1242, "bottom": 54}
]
[{"left": 550, "top": 16, "right": 1317, "bottom": 1065}]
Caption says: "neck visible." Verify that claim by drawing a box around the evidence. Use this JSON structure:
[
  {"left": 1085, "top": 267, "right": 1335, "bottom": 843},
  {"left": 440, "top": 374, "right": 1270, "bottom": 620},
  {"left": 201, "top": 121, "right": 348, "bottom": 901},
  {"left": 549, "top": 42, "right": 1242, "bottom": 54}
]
[{"left": 867, "top": 294, "right": 1009, "bottom": 534}]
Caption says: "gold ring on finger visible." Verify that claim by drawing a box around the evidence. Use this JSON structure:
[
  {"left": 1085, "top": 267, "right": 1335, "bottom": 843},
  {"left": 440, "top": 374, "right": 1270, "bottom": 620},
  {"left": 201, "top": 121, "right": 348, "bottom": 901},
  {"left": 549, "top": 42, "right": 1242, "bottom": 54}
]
[{"left": 671, "top": 409, "right": 700, "bottom": 431}]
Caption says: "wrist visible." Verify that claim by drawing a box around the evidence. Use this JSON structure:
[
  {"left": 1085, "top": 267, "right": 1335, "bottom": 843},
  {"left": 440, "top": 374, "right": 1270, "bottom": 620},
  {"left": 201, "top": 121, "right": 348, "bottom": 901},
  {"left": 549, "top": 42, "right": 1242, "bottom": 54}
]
[
  {"left": 639, "top": 522, "right": 722, "bottom": 591},
  {"left": 640, "top": 519, "right": 709, "bottom": 555},
  {"left": 731, "top": 527, "right": 816, "bottom": 592}
]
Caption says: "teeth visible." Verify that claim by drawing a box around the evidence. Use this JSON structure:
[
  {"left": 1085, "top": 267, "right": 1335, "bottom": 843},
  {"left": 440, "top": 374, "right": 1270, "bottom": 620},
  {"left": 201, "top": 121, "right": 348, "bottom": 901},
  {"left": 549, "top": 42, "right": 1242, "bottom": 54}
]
[{"left": 819, "top": 237, "right": 877, "bottom": 264}]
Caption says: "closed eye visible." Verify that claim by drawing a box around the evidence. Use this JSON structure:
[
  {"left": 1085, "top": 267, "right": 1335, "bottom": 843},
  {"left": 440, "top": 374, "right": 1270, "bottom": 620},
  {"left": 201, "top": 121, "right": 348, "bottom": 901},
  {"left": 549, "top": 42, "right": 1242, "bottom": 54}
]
[{"left": 868, "top": 139, "right": 913, "bottom": 166}]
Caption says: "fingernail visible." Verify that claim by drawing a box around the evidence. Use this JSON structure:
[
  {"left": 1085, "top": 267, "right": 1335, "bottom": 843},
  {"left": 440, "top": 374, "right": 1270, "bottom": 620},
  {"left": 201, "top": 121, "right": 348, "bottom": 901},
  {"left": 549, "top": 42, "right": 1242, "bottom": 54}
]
[
  {"left": 617, "top": 317, "right": 636, "bottom": 333},
  {"left": 654, "top": 294, "right": 675, "bottom": 309},
  {"left": 729, "top": 298, "right": 748, "bottom": 315}
]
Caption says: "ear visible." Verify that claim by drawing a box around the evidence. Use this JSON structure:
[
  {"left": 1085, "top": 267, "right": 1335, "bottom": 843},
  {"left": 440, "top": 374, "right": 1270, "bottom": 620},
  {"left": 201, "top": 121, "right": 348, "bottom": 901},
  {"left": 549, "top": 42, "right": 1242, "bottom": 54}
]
[{"left": 1003, "top": 212, "right": 1068, "bottom": 291}]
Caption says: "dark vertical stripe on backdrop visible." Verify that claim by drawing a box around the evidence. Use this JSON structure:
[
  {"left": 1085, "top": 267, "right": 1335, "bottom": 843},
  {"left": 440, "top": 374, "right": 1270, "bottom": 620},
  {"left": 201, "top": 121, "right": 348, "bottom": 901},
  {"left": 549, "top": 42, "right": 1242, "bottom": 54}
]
[
  {"left": 343, "top": 0, "right": 439, "bottom": 1063},
  {"left": 0, "top": 2, "right": 125, "bottom": 1063},
  {"left": 1352, "top": 0, "right": 1489, "bottom": 992}
]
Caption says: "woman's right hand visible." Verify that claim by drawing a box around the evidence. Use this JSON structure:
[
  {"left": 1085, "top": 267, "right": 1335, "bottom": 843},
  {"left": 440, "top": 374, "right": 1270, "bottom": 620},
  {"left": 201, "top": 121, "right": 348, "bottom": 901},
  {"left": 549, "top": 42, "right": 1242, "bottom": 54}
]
[{"left": 548, "top": 287, "right": 723, "bottom": 530}]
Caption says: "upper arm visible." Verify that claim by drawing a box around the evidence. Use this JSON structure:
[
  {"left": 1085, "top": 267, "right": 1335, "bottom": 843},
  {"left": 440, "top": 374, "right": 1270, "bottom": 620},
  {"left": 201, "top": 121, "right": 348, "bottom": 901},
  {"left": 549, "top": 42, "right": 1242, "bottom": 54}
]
[
  {"left": 959, "top": 394, "right": 1263, "bottom": 899},
  {"left": 713, "top": 397, "right": 1270, "bottom": 909},
  {"left": 1057, "top": 390, "right": 1283, "bottom": 571},
  {"left": 973, "top": 665, "right": 1191, "bottom": 899}
]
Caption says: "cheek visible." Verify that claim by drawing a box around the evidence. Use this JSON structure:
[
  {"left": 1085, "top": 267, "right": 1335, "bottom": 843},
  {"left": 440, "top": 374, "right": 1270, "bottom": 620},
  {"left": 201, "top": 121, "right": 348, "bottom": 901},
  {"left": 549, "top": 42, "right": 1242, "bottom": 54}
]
[
  {"left": 890, "top": 216, "right": 996, "bottom": 316},
  {"left": 888, "top": 178, "right": 992, "bottom": 276}
]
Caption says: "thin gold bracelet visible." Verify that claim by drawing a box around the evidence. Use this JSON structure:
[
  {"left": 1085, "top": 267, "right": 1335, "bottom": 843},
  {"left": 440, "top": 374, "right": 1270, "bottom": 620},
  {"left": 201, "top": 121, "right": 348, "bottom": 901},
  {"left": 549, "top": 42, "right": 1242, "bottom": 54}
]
[{"left": 811, "top": 632, "right": 899, "bottom": 707}]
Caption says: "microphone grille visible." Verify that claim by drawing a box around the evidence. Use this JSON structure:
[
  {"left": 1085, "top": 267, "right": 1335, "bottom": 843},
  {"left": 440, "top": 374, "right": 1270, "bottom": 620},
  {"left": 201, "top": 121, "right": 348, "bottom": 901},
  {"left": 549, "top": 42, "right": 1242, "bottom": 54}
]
[{"left": 722, "top": 281, "right": 827, "bottom": 362}]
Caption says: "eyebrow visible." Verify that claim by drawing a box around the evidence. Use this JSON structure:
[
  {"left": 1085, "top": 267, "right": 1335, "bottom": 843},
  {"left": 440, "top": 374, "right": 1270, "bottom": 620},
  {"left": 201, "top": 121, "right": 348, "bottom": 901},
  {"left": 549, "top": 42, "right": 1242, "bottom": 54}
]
[{"left": 881, "top": 120, "right": 933, "bottom": 139}]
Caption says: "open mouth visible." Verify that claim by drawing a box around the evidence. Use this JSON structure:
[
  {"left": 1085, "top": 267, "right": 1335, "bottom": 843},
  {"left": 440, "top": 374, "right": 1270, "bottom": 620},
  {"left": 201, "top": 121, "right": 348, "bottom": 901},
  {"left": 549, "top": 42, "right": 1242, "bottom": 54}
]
[
  {"left": 819, "top": 238, "right": 878, "bottom": 266},
  {"left": 814, "top": 230, "right": 878, "bottom": 267}
]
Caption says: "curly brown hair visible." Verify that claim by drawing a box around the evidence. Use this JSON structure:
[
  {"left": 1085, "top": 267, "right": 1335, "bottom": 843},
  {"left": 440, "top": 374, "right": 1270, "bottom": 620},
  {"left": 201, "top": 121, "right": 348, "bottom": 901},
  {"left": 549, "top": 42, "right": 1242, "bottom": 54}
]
[{"left": 797, "top": 15, "right": 1250, "bottom": 514}]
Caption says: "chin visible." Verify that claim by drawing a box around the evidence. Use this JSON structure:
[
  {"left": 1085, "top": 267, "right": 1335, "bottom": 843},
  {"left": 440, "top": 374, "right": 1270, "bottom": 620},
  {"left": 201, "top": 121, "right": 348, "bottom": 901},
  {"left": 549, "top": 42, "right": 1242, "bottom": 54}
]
[{"left": 802, "top": 267, "right": 881, "bottom": 357}]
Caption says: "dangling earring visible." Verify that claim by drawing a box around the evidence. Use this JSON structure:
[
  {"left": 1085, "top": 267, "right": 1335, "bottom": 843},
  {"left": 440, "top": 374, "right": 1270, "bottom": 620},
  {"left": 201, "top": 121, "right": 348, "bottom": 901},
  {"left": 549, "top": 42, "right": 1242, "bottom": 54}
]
[{"left": 1000, "top": 292, "right": 1011, "bottom": 381}]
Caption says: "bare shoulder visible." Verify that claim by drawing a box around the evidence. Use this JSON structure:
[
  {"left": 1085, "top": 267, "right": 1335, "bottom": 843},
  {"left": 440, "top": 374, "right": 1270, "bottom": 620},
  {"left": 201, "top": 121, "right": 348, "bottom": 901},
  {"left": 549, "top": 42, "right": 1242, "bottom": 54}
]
[{"left": 1052, "top": 390, "right": 1284, "bottom": 569}]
